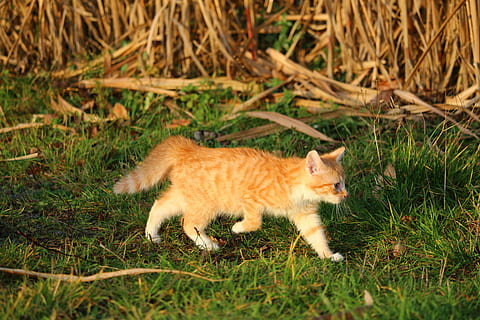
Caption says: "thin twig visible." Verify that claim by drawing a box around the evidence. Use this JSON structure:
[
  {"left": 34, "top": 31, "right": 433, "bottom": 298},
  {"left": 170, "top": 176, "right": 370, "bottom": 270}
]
[
  {"left": 0, "top": 123, "right": 44, "bottom": 134},
  {"left": 230, "top": 75, "right": 295, "bottom": 114},
  {"left": 0, "top": 267, "right": 225, "bottom": 283},
  {"left": 0, "top": 153, "right": 39, "bottom": 162}
]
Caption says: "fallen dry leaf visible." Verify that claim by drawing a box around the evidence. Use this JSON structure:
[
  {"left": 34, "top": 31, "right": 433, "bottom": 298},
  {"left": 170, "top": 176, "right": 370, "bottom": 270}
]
[
  {"left": 165, "top": 119, "right": 191, "bottom": 129},
  {"left": 401, "top": 216, "right": 416, "bottom": 224},
  {"left": 245, "top": 111, "right": 336, "bottom": 142},
  {"left": 373, "top": 163, "right": 397, "bottom": 198},
  {"left": 81, "top": 100, "right": 95, "bottom": 111},
  {"left": 392, "top": 240, "right": 406, "bottom": 257},
  {"left": 107, "top": 103, "right": 130, "bottom": 121},
  {"left": 383, "top": 163, "right": 397, "bottom": 181}
]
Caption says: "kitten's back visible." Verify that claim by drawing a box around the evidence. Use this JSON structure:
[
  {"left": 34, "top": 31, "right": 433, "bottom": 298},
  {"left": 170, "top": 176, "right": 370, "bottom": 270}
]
[{"left": 169, "top": 144, "right": 305, "bottom": 212}]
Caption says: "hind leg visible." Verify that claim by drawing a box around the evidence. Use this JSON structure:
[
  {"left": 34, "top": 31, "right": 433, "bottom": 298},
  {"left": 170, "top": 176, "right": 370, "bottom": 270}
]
[
  {"left": 145, "top": 188, "right": 183, "bottom": 243},
  {"left": 232, "top": 199, "right": 262, "bottom": 233},
  {"left": 182, "top": 211, "right": 219, "bottom": 251}
]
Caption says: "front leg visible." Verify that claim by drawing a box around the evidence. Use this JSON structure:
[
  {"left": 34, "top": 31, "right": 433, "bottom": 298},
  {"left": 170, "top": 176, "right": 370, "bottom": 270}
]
[{"left": 290, "top": 207, "right": 343, "bottom": 261}]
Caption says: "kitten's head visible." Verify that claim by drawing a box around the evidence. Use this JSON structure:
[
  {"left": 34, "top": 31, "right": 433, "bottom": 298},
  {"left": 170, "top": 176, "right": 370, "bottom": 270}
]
[{"left": 302, "top": 147, "right": 348, "bottom": 204}]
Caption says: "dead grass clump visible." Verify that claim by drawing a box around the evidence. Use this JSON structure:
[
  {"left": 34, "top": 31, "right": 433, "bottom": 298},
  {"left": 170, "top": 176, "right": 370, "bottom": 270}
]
[
  {"left": 1, "top": 1, "right": 478, "bottom": 92},
  {"left": 0, "top": 1, "right": 479, "bottom": 138}
]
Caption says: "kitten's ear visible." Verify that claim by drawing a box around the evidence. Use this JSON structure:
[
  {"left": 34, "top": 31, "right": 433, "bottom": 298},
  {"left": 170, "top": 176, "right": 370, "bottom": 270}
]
[
  {"left": 326, "top": 147, "right": 345, "bottom": 163},
  {"left": 306, "top": 150, "right": 324, "bottom": 175}
]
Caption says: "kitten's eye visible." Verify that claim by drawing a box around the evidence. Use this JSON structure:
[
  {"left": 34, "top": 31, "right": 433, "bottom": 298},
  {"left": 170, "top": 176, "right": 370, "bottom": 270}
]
[{"left": 333, "top": 182, "right": 342, "bottom": 192}]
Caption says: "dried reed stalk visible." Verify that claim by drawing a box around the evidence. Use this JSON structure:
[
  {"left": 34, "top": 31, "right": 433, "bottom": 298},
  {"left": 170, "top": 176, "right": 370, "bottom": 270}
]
[
  {"left": 1, "top": 0, "right": 477, "bottom": 92},
  {"left": 1, "top": 1, "right": 479, "bottom": 136},
  {"left": 78, "top": 77, "right": 262, "bottom": 94}
]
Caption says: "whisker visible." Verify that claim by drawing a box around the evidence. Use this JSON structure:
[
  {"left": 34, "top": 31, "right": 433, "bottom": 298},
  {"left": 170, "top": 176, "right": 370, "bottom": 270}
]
[{"left": 334, "top": 202, "right": 351, "bottom": 220}]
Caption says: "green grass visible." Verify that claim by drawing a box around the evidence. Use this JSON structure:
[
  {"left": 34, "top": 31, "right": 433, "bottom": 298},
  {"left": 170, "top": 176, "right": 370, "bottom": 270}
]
[{"left": 1, "top": 74, "right": 479, "bottom": 319}]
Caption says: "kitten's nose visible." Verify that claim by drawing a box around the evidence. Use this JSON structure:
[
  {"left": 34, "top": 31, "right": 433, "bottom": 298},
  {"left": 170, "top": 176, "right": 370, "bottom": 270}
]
[{"left": 343, "top": 190, "right": 348, "bottom": 198}]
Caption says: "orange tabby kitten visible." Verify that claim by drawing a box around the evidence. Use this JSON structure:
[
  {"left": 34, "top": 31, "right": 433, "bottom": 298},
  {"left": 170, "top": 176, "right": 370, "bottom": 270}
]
[{"left": 114, "top": 136, "right": 347, "bottom": 261}]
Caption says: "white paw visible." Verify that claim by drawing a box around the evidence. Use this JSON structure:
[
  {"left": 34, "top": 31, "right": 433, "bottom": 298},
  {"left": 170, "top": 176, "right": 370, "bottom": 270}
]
[
  {"left": 195, "top": 238, "right": 220, "bottom": 251},
  {"left": 145, "top": 232, "right": 161, "bottom": 244},
  {"left": 207, "top": 241, "right": 220, "bottom": 251},
  {"left": 231, "top": 222, "right": 245, "bottom": 234},
  {"left": 329, "top": 252, "right": 344, "bottom": 262}
]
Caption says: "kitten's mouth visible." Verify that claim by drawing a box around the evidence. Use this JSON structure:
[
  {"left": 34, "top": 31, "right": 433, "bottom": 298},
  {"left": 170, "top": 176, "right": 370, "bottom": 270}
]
[
  {"left": 339, "top": 189, "right": 348, "bottom": 199},
  {"left": 333, "top": 192, "right": 348, "bottom": 203}
]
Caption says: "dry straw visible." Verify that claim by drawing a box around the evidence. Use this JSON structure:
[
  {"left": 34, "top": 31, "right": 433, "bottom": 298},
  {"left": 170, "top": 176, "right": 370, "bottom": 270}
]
[{"left": 1, "top": 0, "right": 478, "bottom": 137}]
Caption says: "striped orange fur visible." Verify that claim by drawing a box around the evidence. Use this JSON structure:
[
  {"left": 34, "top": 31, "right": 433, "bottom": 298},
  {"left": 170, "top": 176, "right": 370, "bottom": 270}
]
[{"left": 114, "top": 136, "right": 347, "bottom": 261}]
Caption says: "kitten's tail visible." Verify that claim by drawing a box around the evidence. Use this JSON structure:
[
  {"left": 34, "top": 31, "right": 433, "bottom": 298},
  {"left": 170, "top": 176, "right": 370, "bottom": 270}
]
[{"left": 113, "top": 136, "right": 196, "bottom": 194}]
